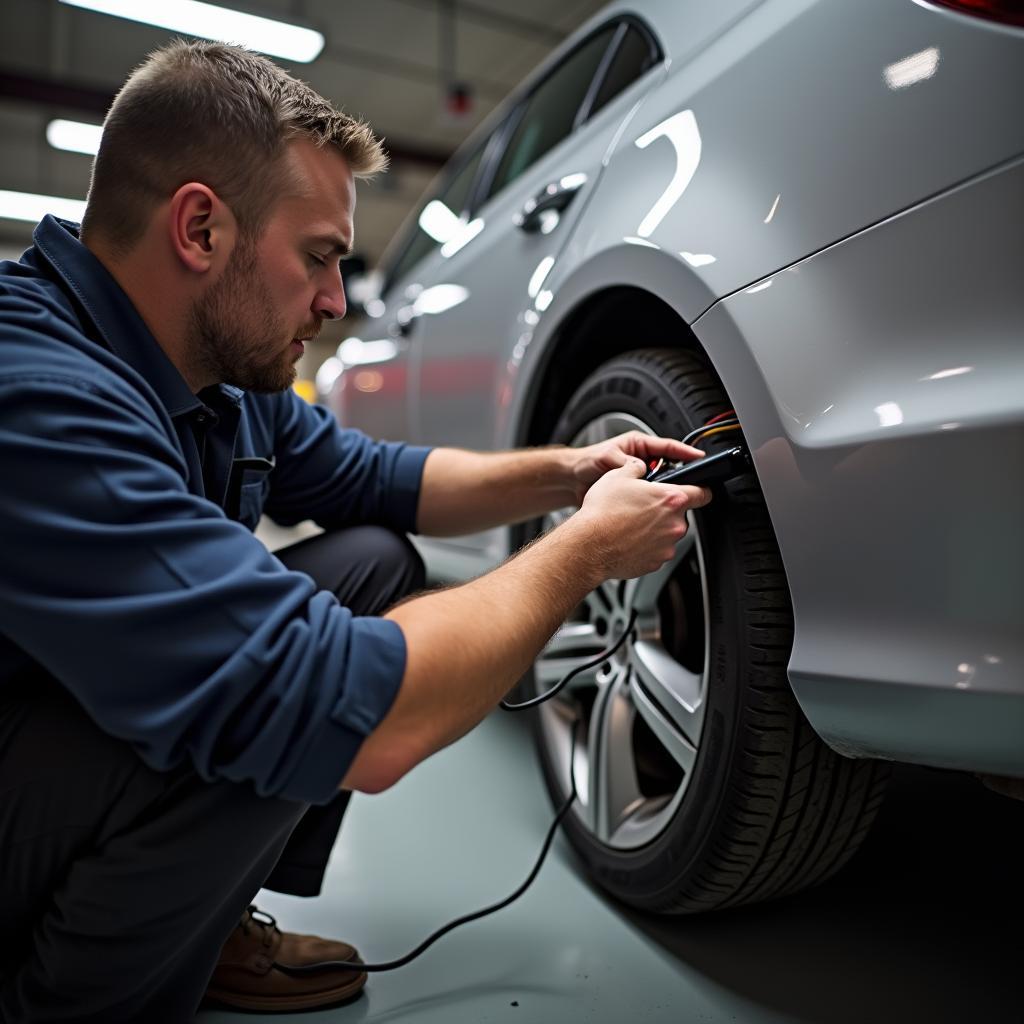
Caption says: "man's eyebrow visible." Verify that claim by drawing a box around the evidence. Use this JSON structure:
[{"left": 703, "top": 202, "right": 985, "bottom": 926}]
[{"left": 309, "top": 235, "right": 354, "bottom": 259}]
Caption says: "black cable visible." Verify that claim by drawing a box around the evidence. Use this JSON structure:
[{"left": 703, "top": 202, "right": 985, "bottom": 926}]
[
  {"left": 274, "top": 767, "right": 577, "bottom": 975},
  {"left": 274, "top": 617, "right": 636, "bottom": 977},
  {"left": 500, "top": 608, "right": 638, "bottom": 711}
]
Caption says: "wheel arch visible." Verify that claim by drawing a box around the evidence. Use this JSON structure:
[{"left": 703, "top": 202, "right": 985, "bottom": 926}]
[{"left": 507, "top": 245, "right": 723, "bottom": 450}]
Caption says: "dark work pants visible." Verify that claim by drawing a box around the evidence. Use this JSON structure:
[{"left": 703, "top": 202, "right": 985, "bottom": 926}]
[{"left": 0, "top": 526, "right": 425, "bottom": 1024}]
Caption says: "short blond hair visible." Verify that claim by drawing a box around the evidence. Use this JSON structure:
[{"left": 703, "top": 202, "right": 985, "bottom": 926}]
[{"left": 82, "top": 40, "right": 387, "bottom": 252}]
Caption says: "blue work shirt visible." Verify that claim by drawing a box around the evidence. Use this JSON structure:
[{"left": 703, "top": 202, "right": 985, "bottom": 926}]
[{"left": 0, "top": 216, "right": 432, "bottom": 803}]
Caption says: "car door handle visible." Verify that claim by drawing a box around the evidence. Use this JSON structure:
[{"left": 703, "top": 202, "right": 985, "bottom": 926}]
[{"left": 514, "top": 174, "right": 587, "bottom": 233}]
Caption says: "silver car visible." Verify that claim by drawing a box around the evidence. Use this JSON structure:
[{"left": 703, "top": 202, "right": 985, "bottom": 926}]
[{"left": 327, "top": 0, "right": 1024, "bottom": 913}]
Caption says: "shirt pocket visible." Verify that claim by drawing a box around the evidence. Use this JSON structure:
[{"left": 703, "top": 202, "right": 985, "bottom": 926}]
[{"left": 237, "top": 479, "right": 270, "bottom": 531}]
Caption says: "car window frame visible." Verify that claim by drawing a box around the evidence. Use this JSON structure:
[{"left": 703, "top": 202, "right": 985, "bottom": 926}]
[
  {"left": 575, "top": 16, "right": 662, "bottom": 129},
  {"left": 378, "top": 16, "right": 662, "bottom": 294},
  {"left": 470, "top": 16, "right": 663, "bottom": 213},
  {"left": 470, "top": 21, "right": 620, "bottom": 209},
  {"left": 379, "top": 139, "right": 489, "bottom": 295}
]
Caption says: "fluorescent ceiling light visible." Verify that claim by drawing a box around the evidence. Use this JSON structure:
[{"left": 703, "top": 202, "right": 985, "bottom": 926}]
[
  {"left": 0, "top": 190, "right": 86, "bottom": 223},
  {"left": 47, "top": 119, "right": 103, "bottom": 155},
  {"left": 59, "top": 0, "right": 325, "bottom": 63}
]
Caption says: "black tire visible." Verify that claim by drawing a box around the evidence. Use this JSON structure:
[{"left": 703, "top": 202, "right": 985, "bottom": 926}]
[{"left": 527, "top": 347, "right": 889, "bottom": 913}]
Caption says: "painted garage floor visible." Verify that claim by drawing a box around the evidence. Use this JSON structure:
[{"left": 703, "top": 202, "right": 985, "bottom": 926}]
[{"left": 197, "top": 707, "right": 1021, "bottom": 1024}]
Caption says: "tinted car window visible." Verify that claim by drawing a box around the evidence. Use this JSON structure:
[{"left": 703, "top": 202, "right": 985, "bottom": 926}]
[
  {"left": 388, "top": 145, "right": 485, "bottom": 285},
  {"left": 486, "top": 26, "right": 616, "bottom": 200},
  {"left": 589, "top": 26, "right": 657, "bottom": 118}
]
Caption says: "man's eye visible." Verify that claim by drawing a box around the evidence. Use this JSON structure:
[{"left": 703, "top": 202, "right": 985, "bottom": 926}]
[{"left": 308, "top": 252, "right": 327, "bottom": 267}]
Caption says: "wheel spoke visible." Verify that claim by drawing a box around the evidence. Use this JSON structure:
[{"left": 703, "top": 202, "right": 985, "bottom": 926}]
[
  {"left": 587, "top": 672, "right": 643, "bottom": 843},
  {"left": 630, "top": 640, "right": 704, "bottom": 747},
  {"left": 535, "top": 656, "right": 603, "bottom": 692},
  {"left": 543, "top": 621, "right": 602, "bottom": 657},
  {"left": 630, "top": 672, "right": 698, "bottom": 775},
  {"left": 535, "top": 622, "right": 605, "bottom": 693}
]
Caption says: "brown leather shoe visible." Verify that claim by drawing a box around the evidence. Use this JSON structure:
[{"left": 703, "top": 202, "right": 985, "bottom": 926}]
[{"left": 204, "top": 905, "right": 367, "bottom": 1013}]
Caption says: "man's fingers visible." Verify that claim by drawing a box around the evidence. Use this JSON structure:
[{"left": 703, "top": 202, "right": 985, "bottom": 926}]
[
  {"left": 660, "top": 438, "right": 707, "bottom": 461},
  {"left": 649, "top": 482, "right": 713, "bottom": 508},
  {"left": 611, "top": 431, "right": 716, "bottom": 465},
  {"left": 628, "top": 434, "right": 707, "bottom": 462},
  {"left": 678, "top": 484, "right": 713, "bottom": 508}
]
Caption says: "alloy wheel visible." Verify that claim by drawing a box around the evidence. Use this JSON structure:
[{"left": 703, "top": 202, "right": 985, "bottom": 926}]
[{"left": 536, "top": 411, "right": 710, "bottom": 850}]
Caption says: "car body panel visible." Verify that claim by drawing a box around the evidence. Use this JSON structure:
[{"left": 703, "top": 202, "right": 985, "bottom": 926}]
[
  {"left": 572, "top": 0, "right": 1024, "bottom": 315},
  {"left": 333, "top": 0, "right": 1024, "bottom": 773},
  {"left": 691, "top": 154, "right": 1024, "bottom": 773}
]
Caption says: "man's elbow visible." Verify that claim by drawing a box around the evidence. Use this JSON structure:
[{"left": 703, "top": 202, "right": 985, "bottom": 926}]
[{"left": 340, "top": 738, "right": 423, "bottom": 795}]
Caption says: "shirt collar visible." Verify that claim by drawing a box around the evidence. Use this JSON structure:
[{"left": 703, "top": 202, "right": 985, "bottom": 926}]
[{"left": 31, "top": 215, "right": 208, "bottom": 418}]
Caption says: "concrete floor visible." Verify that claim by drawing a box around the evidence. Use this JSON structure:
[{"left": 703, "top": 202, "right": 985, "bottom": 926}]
[{"left": 197, "top": 707, "right": 1022, "bottom": 1024}]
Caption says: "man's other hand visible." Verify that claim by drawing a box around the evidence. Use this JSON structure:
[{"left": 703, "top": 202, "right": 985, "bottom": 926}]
[
  {"left": 569, "top": 430, "right": 706, "bottom": 506},
  {"left": 574, "top": 457, "right": 712, "bottom": 581}
]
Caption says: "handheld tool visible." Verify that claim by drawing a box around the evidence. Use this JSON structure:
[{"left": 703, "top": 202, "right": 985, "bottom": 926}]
[{"left": 645, "top": 444, "right": 752, "bottom": 487}]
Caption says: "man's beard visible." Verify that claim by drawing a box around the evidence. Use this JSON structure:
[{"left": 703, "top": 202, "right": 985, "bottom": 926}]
[{"left": 187, "top": 245, "right": 297, "bottom": 393}]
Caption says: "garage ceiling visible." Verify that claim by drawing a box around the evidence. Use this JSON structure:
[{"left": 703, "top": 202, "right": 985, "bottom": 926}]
[{"left": 0, "top": 0, "right": 609, "bottom": 262}]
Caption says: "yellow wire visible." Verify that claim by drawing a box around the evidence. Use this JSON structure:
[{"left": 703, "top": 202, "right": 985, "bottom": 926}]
[{"left": 691, "top": 423, "right": 742, "bottom": 445}]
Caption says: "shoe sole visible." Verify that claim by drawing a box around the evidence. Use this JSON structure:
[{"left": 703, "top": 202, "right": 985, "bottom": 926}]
[{"left": 204, "top": 968, "right": 368, "bottom": 1012}]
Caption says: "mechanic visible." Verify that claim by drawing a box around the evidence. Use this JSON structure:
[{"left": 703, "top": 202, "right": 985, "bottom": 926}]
[{"left": 0, "top": 41, "right": 710, "bottom": 1022}]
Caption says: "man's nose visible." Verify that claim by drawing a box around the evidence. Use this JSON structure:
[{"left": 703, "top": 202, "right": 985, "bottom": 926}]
[{"left": 313, "top": 276, "right": 347, "bottom": 321}]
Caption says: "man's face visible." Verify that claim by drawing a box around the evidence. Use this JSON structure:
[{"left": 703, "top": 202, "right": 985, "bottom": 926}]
[{"left": 188, "top": 139, "right": 356, "bottom": 393}]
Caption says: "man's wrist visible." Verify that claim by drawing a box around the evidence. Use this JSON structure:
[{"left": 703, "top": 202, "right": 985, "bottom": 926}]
[
  {"left": 551, "top": 508, "right": 609, "bottom": 591},
  {"left": 548, "top": 445, "right": 580, "bottom": 505}
]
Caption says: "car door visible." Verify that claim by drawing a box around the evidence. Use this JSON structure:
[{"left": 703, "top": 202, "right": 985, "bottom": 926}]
[
  {"left": 331, "top": 142, "right": 487, "bottom": 443},
  {"left": 406, "top": 21, "right": 663, "bottom": 454}
]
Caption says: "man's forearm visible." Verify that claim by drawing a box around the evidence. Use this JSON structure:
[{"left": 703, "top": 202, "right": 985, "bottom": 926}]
[
  {"left": 341, "top": 512, "right": 605, "bottom": 792},
  {"left": 415, "top": 446, "right": 577, "bottom": 536}
]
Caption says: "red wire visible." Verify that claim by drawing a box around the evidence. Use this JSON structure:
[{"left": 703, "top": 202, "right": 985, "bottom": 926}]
[{"left": 704, "top": 409, "right": 736, "bottom": 427}]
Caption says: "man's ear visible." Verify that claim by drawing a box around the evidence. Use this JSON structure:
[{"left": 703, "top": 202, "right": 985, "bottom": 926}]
[{"left": 168, "top": 183, "right": 237, "bottom": 274}]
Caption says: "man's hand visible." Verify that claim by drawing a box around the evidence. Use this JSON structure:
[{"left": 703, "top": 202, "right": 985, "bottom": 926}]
[
  {"left": 574, "top": 457, "right": 712, "bottom": 581},
  {"left": 354, "top": 450, "right": 712, "bottom": 792},
  {"left": 569, "top": 430, "right": 707, "bottom": 506}
]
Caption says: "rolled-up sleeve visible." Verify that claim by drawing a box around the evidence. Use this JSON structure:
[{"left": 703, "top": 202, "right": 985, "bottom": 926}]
[
  {"left": 260, "top": 390, "right": 431, "bottom": 534},
  {"left": 0, "top": 374, "right": 408, "bottom": 803}
]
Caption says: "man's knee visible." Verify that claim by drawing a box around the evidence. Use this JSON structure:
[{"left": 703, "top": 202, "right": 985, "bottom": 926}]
[
  {"left": 342, "top": 526, "right": 426, "bottom": 613},
  {"left": 276, "top": 526, "right": 425, "bottom": 616},
  {"left": 364, "top": 526, "right": 426, "bottom": 595}
]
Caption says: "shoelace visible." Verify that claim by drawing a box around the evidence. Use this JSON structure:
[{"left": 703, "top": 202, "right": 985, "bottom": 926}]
[{"left": 241, "top": 905, "right": 278, "bottom": 949}]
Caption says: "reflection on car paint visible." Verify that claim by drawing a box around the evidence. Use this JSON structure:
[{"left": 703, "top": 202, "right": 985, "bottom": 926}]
[
  {"left": 440, "top": 217, "right": 485, "bottom": 258},
  {"left": 884, "top": 46, "right": 941, "bottom": 90},
  {"left": 632, "top": 108, "right": 701, "bottom": 237},
  {"left": 527, "top": 256, "right": 556, "bottom": 299}
]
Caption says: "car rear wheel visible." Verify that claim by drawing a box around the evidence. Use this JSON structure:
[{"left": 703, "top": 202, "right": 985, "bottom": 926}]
[{"left": 528, "top": 347, "right": 889, "bottom": 913}]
